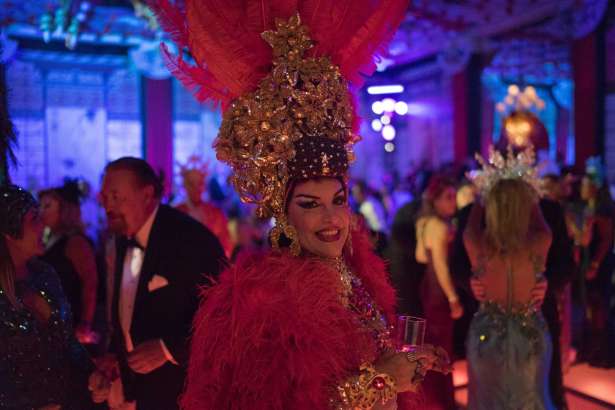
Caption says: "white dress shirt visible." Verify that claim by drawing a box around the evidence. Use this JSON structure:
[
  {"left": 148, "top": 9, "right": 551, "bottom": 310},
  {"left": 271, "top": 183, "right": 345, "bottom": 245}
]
[{"left": 118, "top": 206, "right": 176, "bottom": 363}]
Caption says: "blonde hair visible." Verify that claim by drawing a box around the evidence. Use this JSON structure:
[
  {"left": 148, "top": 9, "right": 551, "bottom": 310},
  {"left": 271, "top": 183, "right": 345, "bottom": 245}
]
[{"left": 484, "top": 178, "right": 537, "bottom": 254}]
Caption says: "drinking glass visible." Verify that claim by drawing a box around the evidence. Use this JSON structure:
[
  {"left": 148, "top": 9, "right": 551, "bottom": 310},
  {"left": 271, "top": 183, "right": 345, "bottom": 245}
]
[{"left": 395, "top": 315, "right": 426, "bottom": 352}]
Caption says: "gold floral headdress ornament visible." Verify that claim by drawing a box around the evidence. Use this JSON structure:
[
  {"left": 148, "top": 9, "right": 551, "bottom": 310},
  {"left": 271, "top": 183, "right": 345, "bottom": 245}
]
[
  {"left": 215, "top": 15, "right": 357, "bottom": 219},
  {"left": 468, "top": 144, "right": 544, "bottom": 197},
  {"left": 213, "top": 15, "right": 359, "bottom": 255},
  {"left": 152, "top": 0, "right": 409, "bottom": 254}
]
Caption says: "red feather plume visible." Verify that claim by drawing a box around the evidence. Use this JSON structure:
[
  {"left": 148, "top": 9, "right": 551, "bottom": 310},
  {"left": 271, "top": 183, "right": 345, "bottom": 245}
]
[{"left": 149, "top": 0, "right": 409, "bottom": 109}]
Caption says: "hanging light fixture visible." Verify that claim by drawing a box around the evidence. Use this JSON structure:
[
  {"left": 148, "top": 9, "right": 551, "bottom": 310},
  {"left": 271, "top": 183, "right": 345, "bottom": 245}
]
[
  {"left": 503, "top": 111, "right": 533, "bottom": 147},
  {"left": 496, "top": 84, "right": 546, "bottom": 114}
]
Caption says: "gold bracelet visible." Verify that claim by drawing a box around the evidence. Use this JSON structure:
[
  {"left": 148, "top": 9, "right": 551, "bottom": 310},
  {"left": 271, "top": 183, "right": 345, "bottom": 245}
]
[
  {"left": 336, "top": 362, "right": 397, "bottom": 409},
  {"left": 405, "top": 351, "right": 426, "bottom": 385}
]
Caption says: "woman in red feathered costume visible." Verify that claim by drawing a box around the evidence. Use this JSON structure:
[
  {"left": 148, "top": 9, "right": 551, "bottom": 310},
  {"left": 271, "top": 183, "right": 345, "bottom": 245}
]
[
  {"left": 184, "top": 209, "right": 451, "bottom": 409},
  {"left": 151, "top": 0, "right": 451, "bottom": 408}
]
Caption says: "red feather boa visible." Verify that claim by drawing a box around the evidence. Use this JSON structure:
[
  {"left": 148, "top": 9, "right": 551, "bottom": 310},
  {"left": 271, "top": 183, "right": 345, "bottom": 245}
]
[{"left": 181, "top": 230, "right": 419, "bottom": 409}]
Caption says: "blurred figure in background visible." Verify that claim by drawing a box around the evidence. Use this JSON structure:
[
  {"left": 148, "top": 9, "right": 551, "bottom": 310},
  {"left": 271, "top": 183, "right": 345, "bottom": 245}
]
[
  {"left": 415, "top": 175, "right": 461, "bottom": 410},
  {"left": 542, "top": 174, "right": 563, "bottom": 203},
  {"left": 230, "top": 213, "right": 270, "bottom": 261},
  {"left": 386, "top": 197, "right": 425, "bottom": 317},
  {"left": 570, "top": 160, "right": 615, "bottom": 368},
  {"left": 175, "top": 156, "right": 233, "bottom": 258},
  {"left": 541, "top": 173, "right": 575, "bottom": 375},
  {"left": 0, "top": 185, "right": 94, "bottom": 409},
  {"left": 351, "top": 179, "right": 387, "bottom": 234},
  {"left": 456, "top": 179, "right": 476, "bottom": 210},
  {"left": 39, "top": 179, "right": 99, "bottom": 346}
]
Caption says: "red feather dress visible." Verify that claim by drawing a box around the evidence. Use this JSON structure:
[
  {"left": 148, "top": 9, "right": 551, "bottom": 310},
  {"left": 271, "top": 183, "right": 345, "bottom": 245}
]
[{"left": 181, "top": 230, "right": 419, "bottom": 409}]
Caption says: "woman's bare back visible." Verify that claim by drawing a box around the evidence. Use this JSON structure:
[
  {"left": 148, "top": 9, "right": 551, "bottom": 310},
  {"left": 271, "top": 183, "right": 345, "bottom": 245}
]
[{"left": 474, "top": 244, "right": 545, "bottom": 309}]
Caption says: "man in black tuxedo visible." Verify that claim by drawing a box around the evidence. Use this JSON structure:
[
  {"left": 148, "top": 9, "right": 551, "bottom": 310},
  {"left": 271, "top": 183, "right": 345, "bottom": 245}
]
[
  {"left": 452, "top": 198, "right": 574, "bottom": 409},
  {"left": 90, "top": 157, "right": 226, "bottom": 410}
]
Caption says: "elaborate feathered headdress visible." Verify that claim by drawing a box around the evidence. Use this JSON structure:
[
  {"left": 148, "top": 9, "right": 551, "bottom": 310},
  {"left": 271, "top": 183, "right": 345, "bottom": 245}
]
[
  {"left": 152, "top": 0, "right": 408, "bottom": 253},
  {"left": 469, "top": 144, "right": 543, "bottom": 197},
  {"left": 179, "top": 155, "right": 210, "bottom": 180}
]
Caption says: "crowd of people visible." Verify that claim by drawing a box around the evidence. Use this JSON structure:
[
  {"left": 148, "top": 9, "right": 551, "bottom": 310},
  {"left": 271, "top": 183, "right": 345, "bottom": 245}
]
[
  {"left": 2, "top": 0, "right": 615, "bottom": 409},
  {"left": 3, "top": 144, "right": 615, "bottom": 409}
]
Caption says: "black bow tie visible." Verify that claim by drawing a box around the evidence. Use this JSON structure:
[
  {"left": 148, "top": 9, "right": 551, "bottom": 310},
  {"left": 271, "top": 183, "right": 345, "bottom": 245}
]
[{"left": 125, "top": 237, "right": 144, "bottom": 250}]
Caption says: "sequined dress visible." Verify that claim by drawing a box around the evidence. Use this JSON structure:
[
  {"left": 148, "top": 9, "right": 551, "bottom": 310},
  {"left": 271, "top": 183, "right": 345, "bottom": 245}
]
[
  {"left": 0, "top": 260, "right": 93, "bottom": 410},
  {"left": 466, "top": 264, "right": 554, "bottom": 410}
]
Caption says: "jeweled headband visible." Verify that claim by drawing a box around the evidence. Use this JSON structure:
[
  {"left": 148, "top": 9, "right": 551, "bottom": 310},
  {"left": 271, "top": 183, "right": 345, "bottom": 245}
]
[{"left": 468, "top": 145, "right": 543, "bottom": 197}]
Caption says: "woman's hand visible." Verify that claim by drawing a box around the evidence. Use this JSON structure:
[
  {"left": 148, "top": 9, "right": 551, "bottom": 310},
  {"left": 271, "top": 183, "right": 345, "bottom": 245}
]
[
  {"left": 449, "top": 299, "right": 464, "bottom": 319},
  {"left": 530, "top": 278, "right": 548, "bottom": 308},
  {"left": 375, "top": 345, "right": 451, "bottom": 393},
  {"left": 89, "top": 354, "right": 119, "bottom": 404},
  {"left": 88, "top": 370, "right": 111, "bottom": 403}
]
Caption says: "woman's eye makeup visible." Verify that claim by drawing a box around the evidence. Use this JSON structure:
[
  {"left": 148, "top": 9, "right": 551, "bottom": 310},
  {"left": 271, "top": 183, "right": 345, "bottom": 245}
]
[
  {"left": 297, "top": 200, "right": 319, "bottom": 209},
  {"left": 333, "top": 195, "right": 347, "bottom": 205}
]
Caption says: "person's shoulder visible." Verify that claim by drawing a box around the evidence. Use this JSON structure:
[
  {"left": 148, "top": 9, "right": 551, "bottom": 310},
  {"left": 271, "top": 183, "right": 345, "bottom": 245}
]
[
  {"left": 424, "top": 215, "right": 448, "bottom": 231},
  {"left": 159, "top": 205, "right": 224, "bottom": 253},
  {"left": 159, "top": 204, "right": 196, "bottom": 224},
  {"left": 159, "top": 205, "right": 210, "bottom": 233}
]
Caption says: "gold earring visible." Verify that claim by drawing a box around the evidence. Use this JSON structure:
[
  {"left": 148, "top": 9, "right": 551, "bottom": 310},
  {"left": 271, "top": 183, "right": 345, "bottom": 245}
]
[
  {"left": 343, "top": 213, "right": 358, "bottom": 257},
  {"left": 270, "top": 218, "right": 301, "bottom": 256},
  {"left": 344, "top": 231, "right": 353, "bottom": 257}
]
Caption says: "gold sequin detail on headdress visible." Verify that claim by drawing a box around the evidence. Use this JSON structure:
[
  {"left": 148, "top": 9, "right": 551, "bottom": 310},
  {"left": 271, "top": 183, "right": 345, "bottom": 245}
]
[{"left": 213, "top": 14, "right": 358, "bottom": 220}]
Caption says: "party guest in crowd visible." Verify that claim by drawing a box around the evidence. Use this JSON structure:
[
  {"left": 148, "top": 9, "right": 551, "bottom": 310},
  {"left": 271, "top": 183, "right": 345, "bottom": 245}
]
[
  {"left": 386, "top": 197, "right": 425, "bottom": 317},
  {"left": 175, "top": 155, "right": 233, "bottom": 258},
  {"left": 464, "top": 175, "right": 554, "bottom": 409},
  {"left": 456, "top": 165, "right": 574, "bottom": 409},
  {"left": 89, "top": 157, "right": 226, "bottom": 410},
  {"left": 39, "top": 179, "right": 99, "bottom": 345},
  {"left": 415, "top": 175, "right": 462, "bottom": 410},
  {"left": 0, "top": 185, "right": 94, "bottom": 409},
  {"left": 571, "top": 162, "right": 615, "bottom": 368}
]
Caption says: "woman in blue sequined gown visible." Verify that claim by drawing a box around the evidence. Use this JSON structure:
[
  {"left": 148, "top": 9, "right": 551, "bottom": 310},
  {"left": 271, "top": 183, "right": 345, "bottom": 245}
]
[
  {"left": 0, "top": 185, "right": 94, "bottom": 410},
  {"left": 463, "top": 179, "right": 554, "bottom": 410}
]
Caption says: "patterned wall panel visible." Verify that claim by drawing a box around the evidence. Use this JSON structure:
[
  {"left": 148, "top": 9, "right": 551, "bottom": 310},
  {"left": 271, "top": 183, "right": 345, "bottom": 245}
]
[
  {"left": 106, "top": 69, "right": 142, "bottom": 162},
  {"left": 9, "top": 117, "right": 46, "bottom": 189},
  {"left": 6, "top": 53, "right": 142, "bottom": 235}
]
